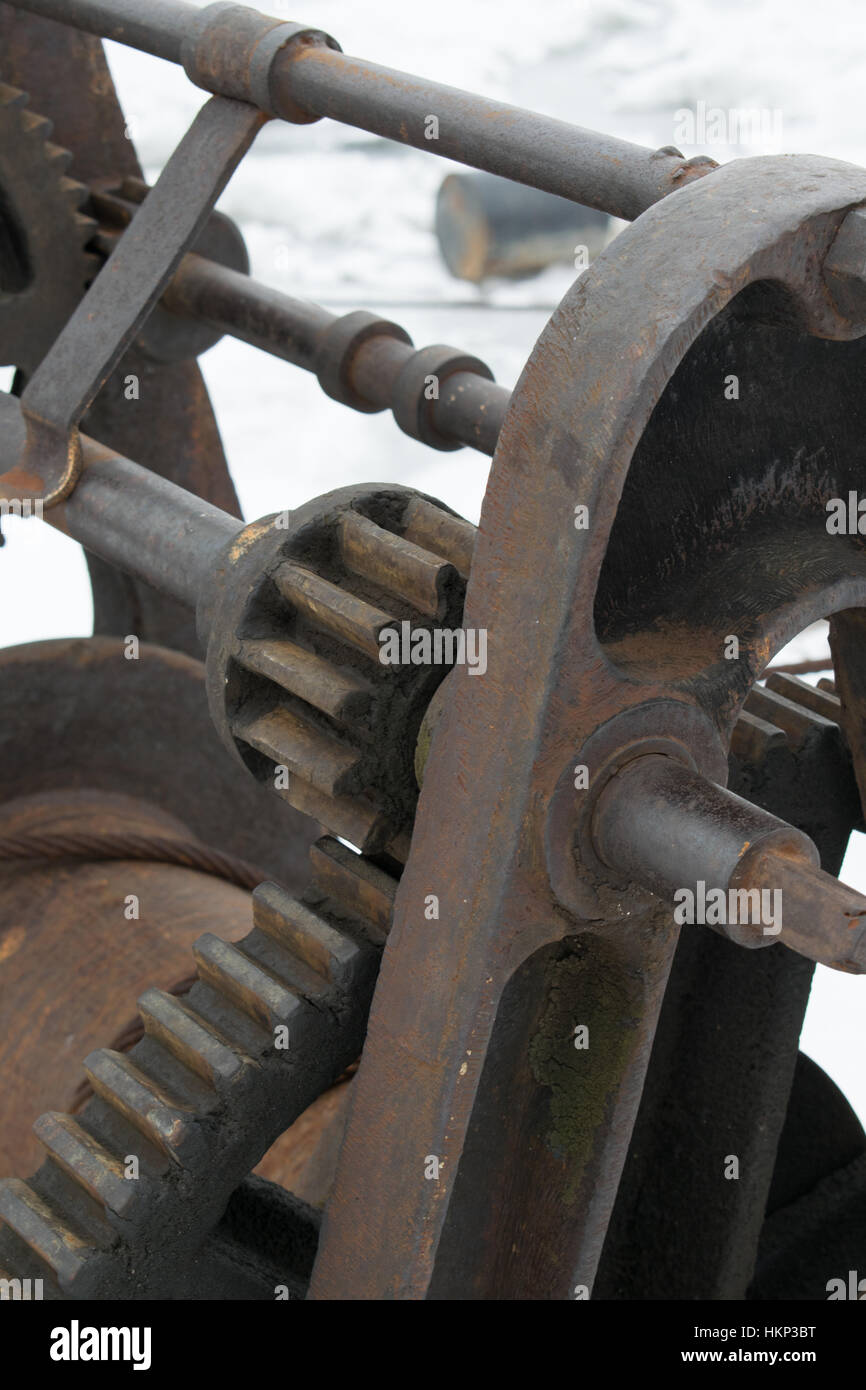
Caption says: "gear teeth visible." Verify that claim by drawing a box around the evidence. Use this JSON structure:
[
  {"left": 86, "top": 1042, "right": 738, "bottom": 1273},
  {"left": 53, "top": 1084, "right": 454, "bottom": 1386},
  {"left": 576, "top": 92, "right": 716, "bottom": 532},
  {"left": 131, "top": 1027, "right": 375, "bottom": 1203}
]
[
  {"left": 19, "top": 107, "right": 53, "bottom": 139},
  {"left": 33, "top": 1114, "right": 137, "bottom": 1218},
  {"left": 745, "top": 684, "right": 838, "bottom": 751},
  {"left": 765, "top": 670, "right": 842, "bottom": 723},
  {"left": 402, "top": 495, "right": 476, "bottom": 578},
  {"left": 0, "top": 82, "right": 102, "bottom": 370},
  {"left": 43, "top": 140, "right": 73, "bottom": 171},
  {"left": 224, "top": 493, "right": 476, "bottom": 851},
  {"left": 238, "top": 639, "right": 373, "bottom": 723},
  {"left": 309, "top": 836, "right": 396, "bottom": 940},
  {"left": 285, "top": 779, "right": 392, "bottom": 854},
  {"left": 62, "top": 173, "right": 100, "bottom": 254},
  {"left": 83, "top": 1050, "right": 203, "bottom": 1164},
  {"left": 339, "top": 510, "right": 459, "bottom": 619},
  {"left": 387, "top": 827, "right": 413, "bottom": 862},
  {"left": 88, "top": 187, "right": 136, "bottom": 229},
  {"left": 236, "top": 705, "right": 361, "bottom": 797},
  {"left": 253, "top": 883, "right": 363, "bottom": 984},
  {"left": 0, "top": 1179, "right": 92, "bottom": 1285},
  {"left": 731, "top": 708, "right": 786, "bottom": 762},
  {"left": 0, "top": 832, "right": 396, "bottom": 1295},
  {"left": 274, "top": 563, "right": 397, "bottom": 661},
  {"left": 734, "top": 668, "right": 843, "bottom": 766},
  {"left": 137, "top": 988, "right": 253, "bottom": 1088},
  {"left": 60, "top": 174, "right": 89, "bottom": 209},
  {"left": 193, "top": 934, "right": 312, "bottom": 1032},
  {"left": 0, "top": 83, "right": 29, "bottom": 110}
]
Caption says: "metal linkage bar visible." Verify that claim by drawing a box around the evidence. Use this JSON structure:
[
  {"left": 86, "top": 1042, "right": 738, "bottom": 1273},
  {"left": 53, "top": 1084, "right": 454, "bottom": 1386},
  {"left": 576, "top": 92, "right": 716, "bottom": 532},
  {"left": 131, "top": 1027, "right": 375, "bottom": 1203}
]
[
  {"left": 9, "top": 0, "right": 717, "bottom": 221},
  {"left": 11, "top": 94, "right": 265, "bottom": 505},
  {"left": 159, "top": 253, "right": 509, "bottom": 454}
]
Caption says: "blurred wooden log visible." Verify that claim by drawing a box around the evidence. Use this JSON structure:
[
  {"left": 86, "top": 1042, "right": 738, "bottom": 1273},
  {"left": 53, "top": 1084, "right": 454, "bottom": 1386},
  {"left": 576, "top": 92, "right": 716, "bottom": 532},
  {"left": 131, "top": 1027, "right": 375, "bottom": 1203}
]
[{"left": 435, "top": 171, "right": 613, "bottom": 282}]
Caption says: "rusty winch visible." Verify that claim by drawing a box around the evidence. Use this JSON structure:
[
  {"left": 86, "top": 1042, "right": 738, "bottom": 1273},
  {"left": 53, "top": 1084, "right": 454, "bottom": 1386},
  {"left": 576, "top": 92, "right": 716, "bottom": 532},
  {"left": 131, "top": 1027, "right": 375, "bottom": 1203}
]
[{"left": 1, "top": 0, "right": 865, "bottom": 1305}]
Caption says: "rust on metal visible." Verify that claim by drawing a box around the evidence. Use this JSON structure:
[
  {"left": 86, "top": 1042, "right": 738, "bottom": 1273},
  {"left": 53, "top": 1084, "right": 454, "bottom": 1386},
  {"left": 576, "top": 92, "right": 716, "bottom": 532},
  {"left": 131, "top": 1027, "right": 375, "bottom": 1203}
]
[{"left": 0, "top": 0, "right": 865, "bottom": 1308}]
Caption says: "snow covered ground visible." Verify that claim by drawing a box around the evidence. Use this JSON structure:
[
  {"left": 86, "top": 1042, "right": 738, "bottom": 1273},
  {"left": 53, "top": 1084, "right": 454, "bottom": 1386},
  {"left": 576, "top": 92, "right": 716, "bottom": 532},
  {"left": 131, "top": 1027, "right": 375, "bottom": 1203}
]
[{"left": 2, "top": 0, "right": 865, "bottom": 1118}]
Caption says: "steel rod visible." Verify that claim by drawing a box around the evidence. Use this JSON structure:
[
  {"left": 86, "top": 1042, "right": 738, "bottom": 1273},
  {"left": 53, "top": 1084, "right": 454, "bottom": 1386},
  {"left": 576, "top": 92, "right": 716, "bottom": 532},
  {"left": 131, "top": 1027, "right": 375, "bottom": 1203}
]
[
  {"left": 162, "top": 252, "right": 511, "bottom": 454},
  {"left": 284, "top": 48, "right": 712, "bottom": 222},
  {"left": 431, "top": 370, "right": 506, "bottom": 456},
  {"left": 49, "top": 440, "right": 241, "bottom": 612},
  {"left": 162, "top": 253, "right": 338, "bottom": 373},
  {"left": 0, "top": 391, "right": 240, "bottom": 611},
  {"left": 11, "top": 0, "right": 196, "bottom": 61},
  {"left": 7, "top": 0, "right": 716, "bottom": 221}
]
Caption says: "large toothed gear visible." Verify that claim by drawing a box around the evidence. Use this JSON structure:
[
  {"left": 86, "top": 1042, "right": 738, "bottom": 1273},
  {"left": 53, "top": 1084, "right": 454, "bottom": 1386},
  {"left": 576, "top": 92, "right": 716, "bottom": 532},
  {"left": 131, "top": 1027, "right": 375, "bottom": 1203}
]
[
  {"left": 0, "top": 833, "right": 397, "bottom": 1298},
  {"left": 0, "top": 646, "right": 852, "bottom": 1299},
  {"left": 0, "top": 83, "right": 98, "bottom": 375}
]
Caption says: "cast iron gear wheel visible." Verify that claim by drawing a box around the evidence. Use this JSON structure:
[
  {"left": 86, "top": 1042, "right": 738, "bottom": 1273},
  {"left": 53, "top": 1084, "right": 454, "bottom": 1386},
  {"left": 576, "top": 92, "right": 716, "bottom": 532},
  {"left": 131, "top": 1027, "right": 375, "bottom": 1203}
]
[
  {"left": 0, "top": 830, "right": 398, "bottom": 1299},
  {"left": 0, "top": 633, "right": 861, "bottom": 1299},
  {"left": 0, "top": 82, "right": 97, "bottom": 376},
  {"left": 0, "top": 484, "right": 474, "bottom": 1299},
  {"left": 0, "top": 488, "right": 863, "bottom": 1299}
]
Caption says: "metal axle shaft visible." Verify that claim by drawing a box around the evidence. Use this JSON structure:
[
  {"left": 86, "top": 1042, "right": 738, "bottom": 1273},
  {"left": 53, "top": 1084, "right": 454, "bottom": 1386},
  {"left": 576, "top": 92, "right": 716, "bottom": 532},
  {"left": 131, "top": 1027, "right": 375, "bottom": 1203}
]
[
  {"left": 592, "top": 753, "right": 866, "bottom": 973},
  {"left": 8, "top": 0, "right": 717, "bottom": 221}
]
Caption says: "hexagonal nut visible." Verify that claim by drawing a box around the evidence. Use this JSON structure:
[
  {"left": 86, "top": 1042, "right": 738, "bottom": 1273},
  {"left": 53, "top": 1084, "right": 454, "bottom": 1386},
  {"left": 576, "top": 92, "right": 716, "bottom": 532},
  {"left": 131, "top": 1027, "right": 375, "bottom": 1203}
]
[{"left": 823, "top": 206, "right": 866, "bottom": 320}]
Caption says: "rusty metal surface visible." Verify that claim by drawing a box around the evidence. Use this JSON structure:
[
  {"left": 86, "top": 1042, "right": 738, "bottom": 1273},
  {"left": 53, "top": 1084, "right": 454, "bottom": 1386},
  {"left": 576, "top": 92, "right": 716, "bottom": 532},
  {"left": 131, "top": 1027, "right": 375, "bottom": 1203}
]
[
  {"left": 9, "top": 0, "right": 717, "bottom": 220},
  {"left": 0, "top": 390, "right": 243, "bottom": 610},
  {"left": 92, "top": 177, "right": 251, "bottom": 365},
  {"left": 8, "top": 96, "right": 265, "bottom": 506},
  {"left": 597, "top": 707, "right": 863, "bottom": 1299},
  {"left": 0, "top": 637, "right": 317, "bottom": 883},
  {"left": 0, "top": 790, "right": 254, "bottom": 1178},
  {"left": 0, "top": 2, "right": 245, "bottom": 654},
  {"left": 0, "top": 84, "right": 95, "bottom": 377},
  {"left": 0, "top": 636, "right": 396, "bottom": 1296},
  {"left": 0, "top": 829, "right": 394, "bottom": 1296},
  {"left": 163, "top": 256, "right": 509, "bottom": 452},
  {"left": 592, "top": 754, "right": 866, "bottom": 969},
  {"left": 203, "top": 484, "right": 472, "bottom": 858},
  {"left": 2, "top": 0, "right": 866, "bottom": 1305},
  {"left": 310, "top": 156, "right": 866, "bottom": 1299}
]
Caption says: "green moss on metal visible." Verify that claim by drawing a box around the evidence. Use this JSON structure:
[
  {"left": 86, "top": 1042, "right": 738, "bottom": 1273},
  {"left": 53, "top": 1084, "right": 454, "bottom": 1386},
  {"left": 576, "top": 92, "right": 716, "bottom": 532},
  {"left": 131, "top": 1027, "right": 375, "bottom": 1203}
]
[{"left": 528, "top": 944, "right": 639, "bottom": 1205}]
